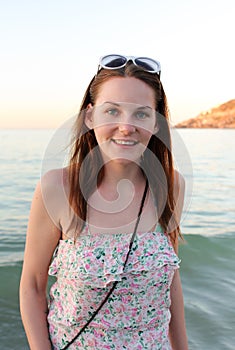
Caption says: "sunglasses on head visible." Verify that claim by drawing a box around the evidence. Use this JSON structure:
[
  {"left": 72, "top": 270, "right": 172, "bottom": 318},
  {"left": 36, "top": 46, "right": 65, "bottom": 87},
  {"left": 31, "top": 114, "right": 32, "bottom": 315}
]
[{"left": 98, "top": 54, "right": 161, "bottom": 77}]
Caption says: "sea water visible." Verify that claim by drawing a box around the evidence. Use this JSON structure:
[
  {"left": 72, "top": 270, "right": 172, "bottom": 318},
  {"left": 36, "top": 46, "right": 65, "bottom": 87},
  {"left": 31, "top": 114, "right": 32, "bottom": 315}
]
[{"left": 0, "top": 128, "right": 234, "bottom": 350}]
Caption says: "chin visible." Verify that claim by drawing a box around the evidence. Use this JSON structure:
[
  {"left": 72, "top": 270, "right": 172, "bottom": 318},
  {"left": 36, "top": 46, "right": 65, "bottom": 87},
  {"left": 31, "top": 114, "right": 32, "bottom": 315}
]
[
  {"left": 104, "top": 156, "right": 141, "bottom": 167},
  {"left": 100, "top": 146, "right": 145, "bottom": 166}
]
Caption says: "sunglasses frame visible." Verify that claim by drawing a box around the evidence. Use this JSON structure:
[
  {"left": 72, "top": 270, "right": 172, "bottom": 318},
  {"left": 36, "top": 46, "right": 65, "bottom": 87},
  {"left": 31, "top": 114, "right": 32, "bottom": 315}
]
[{"left": 98, "top": 54, "right": 161, "bottom": 77}]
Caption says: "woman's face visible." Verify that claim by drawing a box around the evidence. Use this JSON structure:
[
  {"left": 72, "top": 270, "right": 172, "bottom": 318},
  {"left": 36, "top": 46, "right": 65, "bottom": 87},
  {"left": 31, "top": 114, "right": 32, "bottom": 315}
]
[{"left": 85, "top": 77, "right": 158, "bottom": 164}]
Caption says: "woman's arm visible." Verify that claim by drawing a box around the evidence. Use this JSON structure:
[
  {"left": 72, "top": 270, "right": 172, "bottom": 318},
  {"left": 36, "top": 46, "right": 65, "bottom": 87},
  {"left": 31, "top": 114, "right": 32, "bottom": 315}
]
[
  {"left": 168, "top": 170, "right": 188, "bottom": 348},
  {"left": 20, "top": 179, "right": 61, "bottom": 350},
  {"left": 174, "top": 170, "right": 185, "bottom": 230},
  {"left": 169, "top": 269, "right": 188, "bottom": 350}
]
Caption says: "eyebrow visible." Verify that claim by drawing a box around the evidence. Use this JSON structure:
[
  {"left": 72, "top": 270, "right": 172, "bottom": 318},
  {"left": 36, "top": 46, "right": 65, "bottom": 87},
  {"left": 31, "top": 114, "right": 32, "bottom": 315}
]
[
  {"left": 103, "top": 101, "right": 120, "bottom": 106},
  {"left": 103, "top": 101, "right": 153, "bottom": 110}
]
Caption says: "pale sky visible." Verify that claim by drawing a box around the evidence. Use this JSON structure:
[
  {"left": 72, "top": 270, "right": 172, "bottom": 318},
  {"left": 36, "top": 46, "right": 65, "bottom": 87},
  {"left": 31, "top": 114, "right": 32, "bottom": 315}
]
[{"left": 1, "top": 0, "right": 234, "bottom": 128}]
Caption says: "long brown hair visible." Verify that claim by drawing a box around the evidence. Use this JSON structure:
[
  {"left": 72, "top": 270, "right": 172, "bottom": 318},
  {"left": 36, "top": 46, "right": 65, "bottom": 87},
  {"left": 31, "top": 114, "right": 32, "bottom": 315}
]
[{"left": 68, "top": 63, "right": 181, "bottom": 246}]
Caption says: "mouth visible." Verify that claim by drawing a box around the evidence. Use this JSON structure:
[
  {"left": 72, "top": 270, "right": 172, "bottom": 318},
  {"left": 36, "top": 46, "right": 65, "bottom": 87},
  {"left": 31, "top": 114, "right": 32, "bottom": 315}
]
[{"left": 111, "top": 139, "right": 138, "bottom": 146}]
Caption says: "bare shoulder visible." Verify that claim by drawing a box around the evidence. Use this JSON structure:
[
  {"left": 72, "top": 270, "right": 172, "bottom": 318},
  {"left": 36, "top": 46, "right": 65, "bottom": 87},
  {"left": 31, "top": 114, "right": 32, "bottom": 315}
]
[
  {"left": 40, "top": 167, "right": 70, "bottom": 196},
  {"left": 41, "top": 167, "right": 69, "bottom": 187},
  {"left": 39, "top": 167, "right": 70, "bottom": 227},
  {"left": 21, "top": 171, "right": 64, "bottom": 283},
  {"left": 173, "top": 170, "right": 185, "bottom": 233},
  {"left": 174, "top": 169, "right": 185, "bottom": 194}
]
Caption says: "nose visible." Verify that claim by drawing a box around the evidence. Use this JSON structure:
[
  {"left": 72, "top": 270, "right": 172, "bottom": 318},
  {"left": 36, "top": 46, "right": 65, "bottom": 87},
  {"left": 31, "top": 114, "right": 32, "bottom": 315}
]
[
  {"left": 119, "top": 113, "right": 136, "bottom": 136},
  {"left": 118, "top": 121, "right": 136, "bottom": 135}
]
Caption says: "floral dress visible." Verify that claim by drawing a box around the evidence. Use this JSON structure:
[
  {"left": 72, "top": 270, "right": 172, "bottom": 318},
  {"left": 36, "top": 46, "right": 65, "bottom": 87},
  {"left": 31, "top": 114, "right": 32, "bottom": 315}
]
[{"left": 48, "top": 223, "right": 180, "bottom": 349}]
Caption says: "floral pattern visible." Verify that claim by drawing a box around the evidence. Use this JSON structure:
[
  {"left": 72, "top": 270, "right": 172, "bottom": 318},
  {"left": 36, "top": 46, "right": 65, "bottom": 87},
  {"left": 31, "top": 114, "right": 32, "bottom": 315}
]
[{"left": 48, "top": 224, "right": 180, "bottom": 349}]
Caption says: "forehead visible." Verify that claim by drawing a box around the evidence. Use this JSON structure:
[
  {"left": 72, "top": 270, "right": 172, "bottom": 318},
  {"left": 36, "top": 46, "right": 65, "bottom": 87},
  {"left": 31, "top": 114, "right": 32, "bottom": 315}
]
[{"left": 95, "top": 77, "right": 155, "bottom": 108}]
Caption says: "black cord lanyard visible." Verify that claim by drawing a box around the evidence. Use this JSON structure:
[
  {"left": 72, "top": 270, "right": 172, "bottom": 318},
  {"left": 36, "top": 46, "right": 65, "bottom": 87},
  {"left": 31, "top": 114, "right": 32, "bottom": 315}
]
[{"left": 60, "top": 180, "right": 149, "bottom": 350}]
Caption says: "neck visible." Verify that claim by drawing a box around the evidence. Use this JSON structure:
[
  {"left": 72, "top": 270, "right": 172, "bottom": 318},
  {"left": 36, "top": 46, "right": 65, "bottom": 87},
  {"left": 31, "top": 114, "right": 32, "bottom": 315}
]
[
  {"left": 102, "top": 161, "right": 145, "bottom": 187},
  {"left": 88, "top": 161, "right": 148, "bottom": 216},
  {"left": 93, "top": 161, "right": 146, "bottom": 204}
]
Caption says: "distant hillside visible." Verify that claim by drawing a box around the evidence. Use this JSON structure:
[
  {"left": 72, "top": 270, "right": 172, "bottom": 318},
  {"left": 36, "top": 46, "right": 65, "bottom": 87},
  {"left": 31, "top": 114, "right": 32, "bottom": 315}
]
[{"left": 176, "top": 99, "right": 235, "bottom": 128}]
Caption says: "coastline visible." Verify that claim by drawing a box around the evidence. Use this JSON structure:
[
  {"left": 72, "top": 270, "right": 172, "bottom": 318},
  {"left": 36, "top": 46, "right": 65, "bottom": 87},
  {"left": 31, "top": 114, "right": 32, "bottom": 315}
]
[{"left": 175, "top": 99, "right": 235, "bottom": 129}]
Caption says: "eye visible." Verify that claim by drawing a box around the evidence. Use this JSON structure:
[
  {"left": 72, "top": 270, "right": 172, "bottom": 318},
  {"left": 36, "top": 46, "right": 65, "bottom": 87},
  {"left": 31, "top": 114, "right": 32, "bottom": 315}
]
[
  {"left": 134, "top": 110, "right": 150, "bottom": 119},
  {"left": 106, "top": 108, "right": 120, "bottom": 117}
]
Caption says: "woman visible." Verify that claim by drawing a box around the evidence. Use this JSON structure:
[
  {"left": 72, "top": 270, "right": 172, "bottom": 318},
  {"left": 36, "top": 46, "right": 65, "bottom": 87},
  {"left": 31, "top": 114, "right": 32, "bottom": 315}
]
[{"left": 20, "top": 54, "right": 188, "bottom": 349}]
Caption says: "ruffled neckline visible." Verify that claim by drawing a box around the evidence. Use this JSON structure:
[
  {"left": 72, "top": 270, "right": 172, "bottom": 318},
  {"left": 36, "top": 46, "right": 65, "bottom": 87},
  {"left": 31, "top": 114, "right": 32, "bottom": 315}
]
[
  {"left": 63, "top": 222, "right": 164, "bottom": 241},
  {"left": 49, "top": 225, "right": 180, "bottom": 288}
]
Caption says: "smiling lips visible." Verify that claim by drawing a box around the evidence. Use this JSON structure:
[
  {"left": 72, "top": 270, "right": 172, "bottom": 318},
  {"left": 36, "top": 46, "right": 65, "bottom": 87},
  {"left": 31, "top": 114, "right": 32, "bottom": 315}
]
[{"left": 112, "top": 139, "right": 138, "bottom": 146}]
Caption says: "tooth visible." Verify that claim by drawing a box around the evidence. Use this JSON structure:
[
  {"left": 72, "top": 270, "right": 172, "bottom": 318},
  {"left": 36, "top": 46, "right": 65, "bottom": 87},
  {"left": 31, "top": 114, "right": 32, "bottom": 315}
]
[{"left": 114, "top": 140, "right": 135, "bottom": 145}]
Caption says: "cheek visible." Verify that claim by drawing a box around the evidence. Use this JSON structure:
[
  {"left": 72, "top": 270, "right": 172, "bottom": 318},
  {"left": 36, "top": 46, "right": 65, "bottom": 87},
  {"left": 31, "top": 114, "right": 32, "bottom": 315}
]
[
  {"left": 140, "top": 128, "right": 155, "bottom": 145},
  {"left": 94, "top": 125, "right": 112, "bottom": 143}
]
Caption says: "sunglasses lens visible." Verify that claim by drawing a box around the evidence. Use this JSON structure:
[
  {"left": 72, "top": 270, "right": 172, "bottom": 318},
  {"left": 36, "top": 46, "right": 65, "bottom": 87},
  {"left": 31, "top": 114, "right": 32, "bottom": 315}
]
[
  {"left": 101, "top": 55, "right": 127, "bottom": 68},
  {"left": 99, "top": 55, "right": 161, "bottom": 75},
  {"left": 135, "top": 58, "right": 160, "bottom": 73}
]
